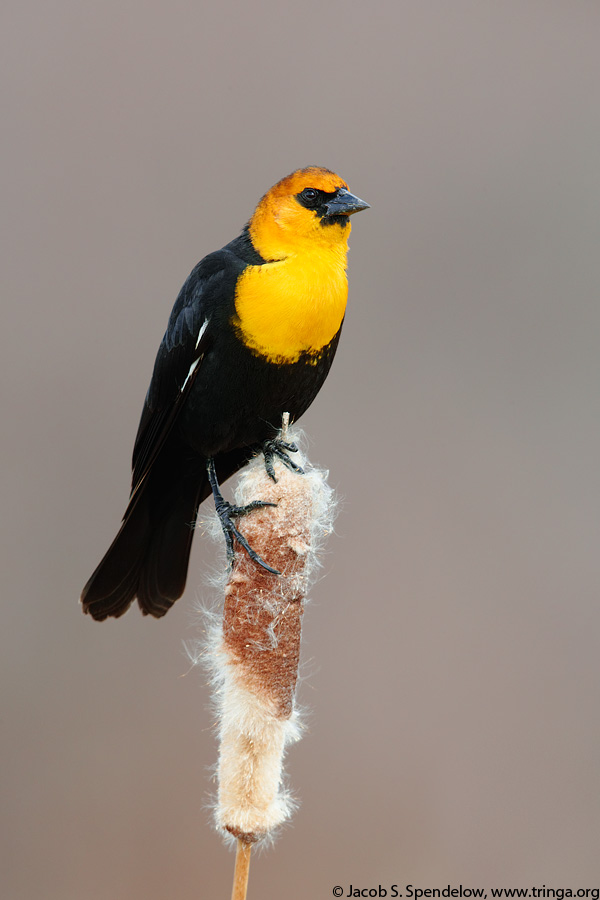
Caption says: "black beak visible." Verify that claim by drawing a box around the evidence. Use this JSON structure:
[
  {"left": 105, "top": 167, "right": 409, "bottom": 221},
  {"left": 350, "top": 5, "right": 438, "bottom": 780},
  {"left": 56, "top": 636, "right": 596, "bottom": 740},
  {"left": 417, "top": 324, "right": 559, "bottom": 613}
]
[{"left": 324, "top": 188, "right": 371, "bottom": 218}]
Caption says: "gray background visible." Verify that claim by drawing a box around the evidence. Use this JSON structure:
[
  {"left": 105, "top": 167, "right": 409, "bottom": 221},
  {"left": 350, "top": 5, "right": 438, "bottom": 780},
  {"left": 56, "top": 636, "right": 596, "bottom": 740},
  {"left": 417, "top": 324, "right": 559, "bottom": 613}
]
[{"left": 2, "top": 1, "right": 600, "bottom": 897}]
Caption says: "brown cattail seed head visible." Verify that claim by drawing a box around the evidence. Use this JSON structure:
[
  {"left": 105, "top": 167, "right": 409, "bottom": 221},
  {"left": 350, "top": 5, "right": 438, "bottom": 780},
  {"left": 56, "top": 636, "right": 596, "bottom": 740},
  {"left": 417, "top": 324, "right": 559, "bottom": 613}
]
[{"left": 206, "top": 430, "right": 334, "bottom": 845}]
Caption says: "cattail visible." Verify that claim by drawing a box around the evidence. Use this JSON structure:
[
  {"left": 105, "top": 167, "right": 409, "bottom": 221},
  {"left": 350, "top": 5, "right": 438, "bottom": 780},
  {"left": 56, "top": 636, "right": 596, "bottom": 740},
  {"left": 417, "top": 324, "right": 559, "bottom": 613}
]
[{"left": 200, "top": 418, "right": 335, "bottom": 895}]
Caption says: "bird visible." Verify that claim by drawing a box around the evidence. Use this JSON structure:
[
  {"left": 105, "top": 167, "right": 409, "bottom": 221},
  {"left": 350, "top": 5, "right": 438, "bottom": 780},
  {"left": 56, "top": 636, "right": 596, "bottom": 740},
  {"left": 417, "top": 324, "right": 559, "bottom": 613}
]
[{"left": 81, "top": 166, "right": 369, "bottom": 620}]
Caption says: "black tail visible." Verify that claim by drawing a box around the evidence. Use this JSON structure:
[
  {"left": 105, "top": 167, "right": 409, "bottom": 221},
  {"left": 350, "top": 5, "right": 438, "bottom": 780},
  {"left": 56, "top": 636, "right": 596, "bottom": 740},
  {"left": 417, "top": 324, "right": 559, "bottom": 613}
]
[
  {"left": 81, "top": 455, "right": 208, "bottom": 620},
  {"left": 136, "top": 465, "right": 206, "bottom": 618},
  {"left": 81, "top": 445, "right": 255, "bottom": 620}
]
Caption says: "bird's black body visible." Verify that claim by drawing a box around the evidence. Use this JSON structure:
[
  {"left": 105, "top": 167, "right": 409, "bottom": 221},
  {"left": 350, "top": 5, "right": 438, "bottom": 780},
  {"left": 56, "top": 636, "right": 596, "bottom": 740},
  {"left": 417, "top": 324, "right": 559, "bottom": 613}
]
[
  {"left": 82, "top": 229, "right": 341, "bottom": 620},
  {"left": 81, "top": 167, "right": 367, "bottom": 621}
]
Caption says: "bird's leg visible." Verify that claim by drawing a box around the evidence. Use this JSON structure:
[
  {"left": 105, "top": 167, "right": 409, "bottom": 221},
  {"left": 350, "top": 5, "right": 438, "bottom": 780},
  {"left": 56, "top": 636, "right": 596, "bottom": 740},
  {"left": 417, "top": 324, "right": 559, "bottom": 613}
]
[
  {"left": 206, "top": 457, "right": 281, "bottom": 575},
  {"left": 262, "top": 439, "right": 304, "bottom": 483}
]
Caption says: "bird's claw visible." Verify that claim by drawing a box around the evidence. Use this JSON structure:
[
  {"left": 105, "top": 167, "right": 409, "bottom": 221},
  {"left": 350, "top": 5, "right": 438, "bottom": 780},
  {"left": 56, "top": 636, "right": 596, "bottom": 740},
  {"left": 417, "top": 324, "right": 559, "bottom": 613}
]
[
  {"left": 207, "top": 458, "right": 280, "bottom": 574},
  {"left": 262, "top": 439, "right": 304, "bottom": 482},
  {"left": 214, "top": 497, "right": 281, "bottom": 575}
]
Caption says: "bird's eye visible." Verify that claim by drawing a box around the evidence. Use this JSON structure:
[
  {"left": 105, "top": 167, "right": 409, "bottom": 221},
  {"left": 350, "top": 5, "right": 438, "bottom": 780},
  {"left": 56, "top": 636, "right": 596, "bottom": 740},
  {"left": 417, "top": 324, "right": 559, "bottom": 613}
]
[{"left": 301, "top": 188, "right": 318, "bottom": 204}]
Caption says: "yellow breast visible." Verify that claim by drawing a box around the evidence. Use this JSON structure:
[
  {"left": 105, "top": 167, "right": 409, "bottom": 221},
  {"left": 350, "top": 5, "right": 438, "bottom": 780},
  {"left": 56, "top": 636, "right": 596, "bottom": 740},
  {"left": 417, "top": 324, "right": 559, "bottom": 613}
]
[{"left": 233, "top": 244, "right": 348, "bottom": 364}]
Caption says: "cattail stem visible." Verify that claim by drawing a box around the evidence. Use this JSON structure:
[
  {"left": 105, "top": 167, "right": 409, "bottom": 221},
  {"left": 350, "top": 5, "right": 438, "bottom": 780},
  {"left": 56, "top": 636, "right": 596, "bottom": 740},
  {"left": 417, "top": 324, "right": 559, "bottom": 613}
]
[{"left": 231, "top": 840, "right": 252, "bottom": 900}]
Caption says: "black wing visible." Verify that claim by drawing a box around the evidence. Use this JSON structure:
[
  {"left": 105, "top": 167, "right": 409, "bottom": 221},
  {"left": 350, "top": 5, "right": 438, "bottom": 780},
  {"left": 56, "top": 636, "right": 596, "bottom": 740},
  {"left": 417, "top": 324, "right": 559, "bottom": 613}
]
[
  {"left": 81, "top": 259, "right": 232, "bottom": 620},
  {"left": 128, "top": 262, "right": 226, "bottom": 499}
]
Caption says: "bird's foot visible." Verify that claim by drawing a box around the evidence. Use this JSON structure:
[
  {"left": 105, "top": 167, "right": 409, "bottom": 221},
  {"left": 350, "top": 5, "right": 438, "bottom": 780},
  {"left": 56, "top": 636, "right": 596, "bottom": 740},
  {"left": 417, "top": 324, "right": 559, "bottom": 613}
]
[
  {"left": 262, "top": 439, "right": 304, "bottom": 482},
  {"left": 215, "top": 496, "right": 281, "bottom": 575},
  {"left": 207, "top": 457, "right": 280, "bottom": 575}
]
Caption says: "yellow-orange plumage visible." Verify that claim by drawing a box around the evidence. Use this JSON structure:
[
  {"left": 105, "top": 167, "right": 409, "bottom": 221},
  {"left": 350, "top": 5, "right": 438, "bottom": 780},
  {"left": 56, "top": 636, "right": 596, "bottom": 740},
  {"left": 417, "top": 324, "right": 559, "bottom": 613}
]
[{"left": 235, "top": 167, "right": 353, "bottom": 363}]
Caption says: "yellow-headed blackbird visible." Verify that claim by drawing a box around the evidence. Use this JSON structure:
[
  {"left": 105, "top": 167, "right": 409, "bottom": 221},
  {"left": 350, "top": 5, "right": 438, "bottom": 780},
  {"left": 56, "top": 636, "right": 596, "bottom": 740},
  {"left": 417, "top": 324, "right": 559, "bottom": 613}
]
[{"left": 81, "top": 167, "right": 369, "bottom": 620}]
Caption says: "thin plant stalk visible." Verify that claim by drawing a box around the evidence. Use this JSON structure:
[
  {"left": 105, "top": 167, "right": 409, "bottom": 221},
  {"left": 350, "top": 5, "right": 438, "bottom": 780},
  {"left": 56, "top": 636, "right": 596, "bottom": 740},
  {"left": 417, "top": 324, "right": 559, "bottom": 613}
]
[{"left": 231, "top": 840, "right": 252, "bottom": 900}]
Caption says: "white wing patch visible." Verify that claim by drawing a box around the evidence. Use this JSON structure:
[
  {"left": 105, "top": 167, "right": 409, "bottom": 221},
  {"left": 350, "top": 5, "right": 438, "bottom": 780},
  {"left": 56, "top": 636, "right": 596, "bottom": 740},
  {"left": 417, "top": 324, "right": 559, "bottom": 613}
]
[
  {"left": 196, "top": 318, "right": 209, "bottom": 349},
  {"left": 181, "top": 358, "right": 201, "bottom": 392},
  {"left": 181, "top": 319, "right": 209, "bottom": 392}
]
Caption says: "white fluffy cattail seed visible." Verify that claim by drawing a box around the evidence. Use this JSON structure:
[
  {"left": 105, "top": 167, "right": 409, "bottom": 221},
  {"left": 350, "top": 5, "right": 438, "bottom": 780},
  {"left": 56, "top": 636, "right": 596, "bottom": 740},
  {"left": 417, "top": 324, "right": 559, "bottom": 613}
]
[{"left": 207, "top": 427, "right": 334, "bottom": 845}]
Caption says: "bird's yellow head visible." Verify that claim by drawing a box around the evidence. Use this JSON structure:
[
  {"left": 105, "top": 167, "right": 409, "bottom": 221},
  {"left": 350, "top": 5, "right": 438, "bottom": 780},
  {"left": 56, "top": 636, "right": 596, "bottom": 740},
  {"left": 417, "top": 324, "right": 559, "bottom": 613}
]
[{"left": 248, "top": 166, "right": 369, "bottom": 261}]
